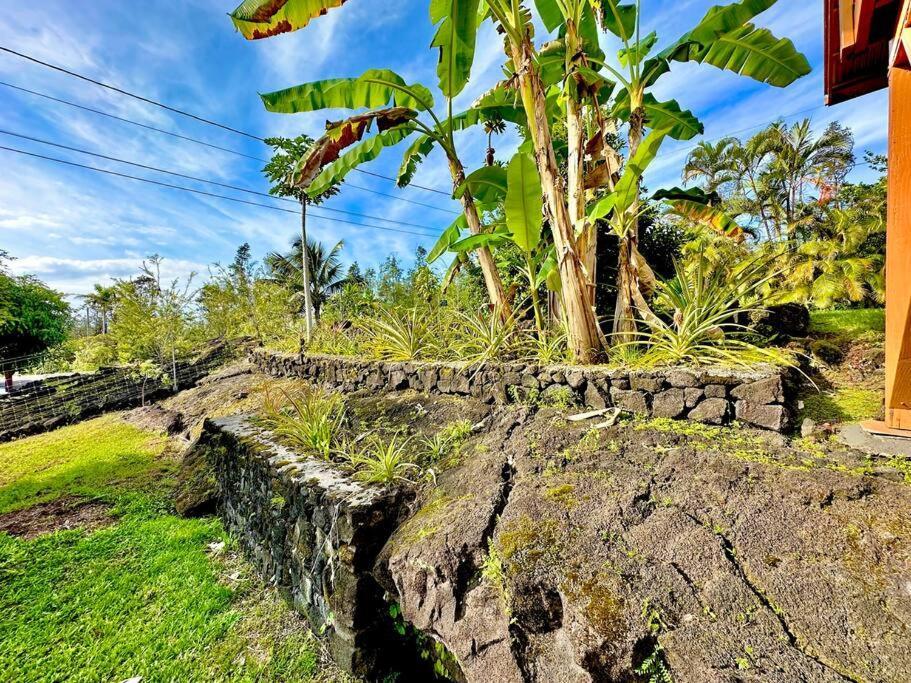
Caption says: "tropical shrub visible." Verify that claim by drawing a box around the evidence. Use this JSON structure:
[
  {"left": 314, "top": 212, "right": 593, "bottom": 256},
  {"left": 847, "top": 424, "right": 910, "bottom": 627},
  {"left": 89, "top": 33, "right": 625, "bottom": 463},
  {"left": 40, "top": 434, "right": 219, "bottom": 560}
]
[
  {"left": 626, "top": 254, "right": 795, "bottom": 368},
  {"left": 347, "top": 434, "right": 420, "bottom": 485}
]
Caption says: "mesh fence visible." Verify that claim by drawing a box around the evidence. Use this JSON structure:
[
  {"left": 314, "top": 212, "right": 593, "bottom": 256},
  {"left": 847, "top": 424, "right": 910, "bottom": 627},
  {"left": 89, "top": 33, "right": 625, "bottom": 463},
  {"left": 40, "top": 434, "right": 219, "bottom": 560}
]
[{"left": 0, "top": 341, "right": 241, "bottom": 440}]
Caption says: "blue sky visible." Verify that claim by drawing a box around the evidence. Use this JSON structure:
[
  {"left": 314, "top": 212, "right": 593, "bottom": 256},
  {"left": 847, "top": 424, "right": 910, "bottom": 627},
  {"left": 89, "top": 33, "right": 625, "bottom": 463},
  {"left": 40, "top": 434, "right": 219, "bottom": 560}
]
[{"left": 0, "top": 0, "right": 888, "bottom": 297}]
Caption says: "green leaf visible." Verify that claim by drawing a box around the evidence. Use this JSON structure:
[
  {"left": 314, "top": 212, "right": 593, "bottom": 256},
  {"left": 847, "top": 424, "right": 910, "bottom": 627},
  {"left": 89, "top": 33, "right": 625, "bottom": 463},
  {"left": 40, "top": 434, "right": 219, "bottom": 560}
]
[
  {"left": 612, "top": 131, "right": 667, "bottom": 213},
  {"left": 535, "top": 248, "right": 558, "bottom": 289},
  {"left": 397, "top": 135, "right": 436, "bottom": 187},
  {"left": 428, "top": 216, "right": 467, "bottom": 263},
  {"left": 611, "top": 93, "right": 702, "bottom": 140},
  {"left": 449, "top": 84, "right": 526, "bottom": 129},
  {"left": 306, "top": 125, "right": 416, "bottom": 196},
  {"left": 653, "top": 186, "right": 745, "bottom": 239},
  {"left": 600, "top": 1, "right": 636, "bottom": 41},
  {"left": 534, "top": 0, "right": 562, "bottom": 32},
  {"left": 449, "top": 231, "right": 510, "bottom": 252},
  {"left": 431, "top": 0, "right": 481, "bottom": 98},
  {"left": 454, "top": 166, "right": 507, "bottom": 207},
  {"left": 261, "top": 69, "right": 435, "bottom": 114},
  {"left": 230, "top": 0, "right": 346, "bottom": 39},
  {"left": 505, "top": 152, "right": 543, "bottom": 253},
  {"left": 677, "top": 0, "right": 777, "bottom": 46},
  {"left": 618, "top": 31, "right": 658, "bottom": 67},
  {"left": 684, "top": 24, "right": 811, "bottom": 87}
]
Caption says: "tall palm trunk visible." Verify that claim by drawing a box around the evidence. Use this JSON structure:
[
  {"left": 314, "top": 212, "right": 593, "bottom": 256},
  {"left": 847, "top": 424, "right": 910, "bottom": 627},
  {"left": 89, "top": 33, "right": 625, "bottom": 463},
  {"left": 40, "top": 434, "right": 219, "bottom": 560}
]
[
  {"left": 511, "top": 38, "right": 602, "bottom": 362},
  {"left": 447, "top": 158, "right": 509, "bottom": 314}
]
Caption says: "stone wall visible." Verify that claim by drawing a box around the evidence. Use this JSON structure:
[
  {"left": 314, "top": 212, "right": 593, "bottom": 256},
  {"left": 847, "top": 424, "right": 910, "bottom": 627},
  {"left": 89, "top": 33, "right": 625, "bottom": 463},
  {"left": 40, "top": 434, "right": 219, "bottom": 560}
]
[
  {"left": 250, "top": 349, "right": 798, "bottom": 432},
  {"left": 199, "top": 415, "right": 417, "bottom": 678}
]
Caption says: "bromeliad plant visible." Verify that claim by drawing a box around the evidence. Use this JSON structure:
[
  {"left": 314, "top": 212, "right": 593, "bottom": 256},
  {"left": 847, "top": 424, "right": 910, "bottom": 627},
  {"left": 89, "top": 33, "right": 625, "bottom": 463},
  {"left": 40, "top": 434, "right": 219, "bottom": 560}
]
[
  {"left": 625, "top": 252, "right": 795, "bottom": 369},
  {"left": 261, "top": 386, "right": 346, "bottom": 459}
]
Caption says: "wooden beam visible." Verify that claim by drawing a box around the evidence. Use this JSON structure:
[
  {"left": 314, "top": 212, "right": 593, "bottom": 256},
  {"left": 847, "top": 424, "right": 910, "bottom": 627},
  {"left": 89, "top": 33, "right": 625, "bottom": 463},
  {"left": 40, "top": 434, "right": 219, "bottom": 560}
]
[
  {"left": 853, "top": 0, "right": 876, "bottom": 50},
  {"left": 885, "top": 66, "right": 911, "bottom": 429},
  {"left": 841, "top": 0, "right": 857, "bottom": 50}
]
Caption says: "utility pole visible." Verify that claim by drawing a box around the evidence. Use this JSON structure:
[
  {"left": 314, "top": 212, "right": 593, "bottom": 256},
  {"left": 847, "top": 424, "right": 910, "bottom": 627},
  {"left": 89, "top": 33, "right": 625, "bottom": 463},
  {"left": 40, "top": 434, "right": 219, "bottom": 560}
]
[{"left": 300, "top": 198, "right": 314, "bottom": 344}]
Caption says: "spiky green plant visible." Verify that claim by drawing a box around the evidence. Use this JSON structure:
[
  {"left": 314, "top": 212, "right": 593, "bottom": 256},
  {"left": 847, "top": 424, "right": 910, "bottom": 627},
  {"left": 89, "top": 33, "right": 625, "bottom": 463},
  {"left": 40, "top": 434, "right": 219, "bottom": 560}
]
[
  {"left": 261, "top": 387, "right": 346, "bottom": 459},
  {"left": 626, "top": 254, "right": 795, "bottom": 369},
  {"left": 349, "top": 434, "right": 419, "bottom": 485},
  {"left": 449, "top": 306, "right": 517, "bottom": 367},
  {"left": 360, "top": 307, "right": 435, "bottom": 361},
  {"left": 517, "top": 324, "right": 569, "bottom": 365}
]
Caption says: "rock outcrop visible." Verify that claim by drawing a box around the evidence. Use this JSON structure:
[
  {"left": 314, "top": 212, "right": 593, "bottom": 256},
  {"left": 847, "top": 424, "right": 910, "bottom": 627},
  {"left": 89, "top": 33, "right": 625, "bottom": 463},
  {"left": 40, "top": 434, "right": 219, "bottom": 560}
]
[{"left": 194, "top": 387, "right": 911, "bottom": 682}]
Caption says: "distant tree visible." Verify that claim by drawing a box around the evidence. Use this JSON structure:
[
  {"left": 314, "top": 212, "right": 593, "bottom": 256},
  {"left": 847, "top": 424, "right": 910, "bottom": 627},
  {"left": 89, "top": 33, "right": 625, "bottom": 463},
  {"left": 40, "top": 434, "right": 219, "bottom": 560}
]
[
  {"left": 266, "top": 238, "right": 347, "bottom": 319},
  {"left": 263, "top": 135, "right": 339, "bottom": 342},
  {"left": 0, "top": 269, "right": 70, "bottom": 391},
  {"left": 83, "top": 284, "right": 117, "bottom": 334}
]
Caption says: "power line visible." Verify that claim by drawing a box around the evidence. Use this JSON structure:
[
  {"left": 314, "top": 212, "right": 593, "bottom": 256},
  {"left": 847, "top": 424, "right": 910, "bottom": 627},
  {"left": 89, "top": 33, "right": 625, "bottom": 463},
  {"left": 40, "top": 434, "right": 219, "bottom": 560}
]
[
  {"left": 0, "top": 145, "right": 441, "bottom": 239},
  {"left": 0, "top": 45, "right": 262, "bottom": 141},
  {"left": 0, "top": 128, "right": 449, "bottom": 232},
  {"left": 0, "top": 80, "right": 458, "bottom": 210},
  {"left": 0, "top": 47, "right": 454, "bottom": 196},
  {"left": 0, "top": 80, "right": 268, "bottom": 162}
]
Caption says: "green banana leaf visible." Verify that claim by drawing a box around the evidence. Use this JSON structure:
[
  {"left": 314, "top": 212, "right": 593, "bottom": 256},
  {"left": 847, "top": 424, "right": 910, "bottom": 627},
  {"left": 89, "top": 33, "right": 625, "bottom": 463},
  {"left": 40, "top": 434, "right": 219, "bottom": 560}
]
[
  {"left": 397, "top": 134, "right": 436, "bottom": 187},
  {"left": 428, "top": 215, "right": 467, "bottom": 263},
  {"left": 261, "top": 69, "right": 435, "bottom": 114},
  {"left": 454, "top": 166, "right": 507, "bottom": 206},
  {"left": 652, "top": 187, "right": 745, "bottom": 240},
  {"left": 431, "top": 0, "right": 481, "bottom": 98},
  {"left": 505, "top": 151, "right": 543, "bottom": 253},
  {"left": 613, "top": 93, "right": 703, "bottom": 140}
]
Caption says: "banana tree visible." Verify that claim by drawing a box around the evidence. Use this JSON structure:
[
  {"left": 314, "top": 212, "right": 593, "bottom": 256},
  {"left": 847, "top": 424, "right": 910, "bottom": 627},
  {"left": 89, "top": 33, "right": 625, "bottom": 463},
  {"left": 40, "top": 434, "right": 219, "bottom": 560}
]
[
  {"left": 434, "top": 150, "right": 557, "bottom": 336},
  {"left": 586, "top": 0, "right": 809, "bottom": 340},
  {"left": 497, "top": 0, "right": 809, "bottom": 345},
  {"left": 229, "top": 0, "right": 522, "bottom": 315}
]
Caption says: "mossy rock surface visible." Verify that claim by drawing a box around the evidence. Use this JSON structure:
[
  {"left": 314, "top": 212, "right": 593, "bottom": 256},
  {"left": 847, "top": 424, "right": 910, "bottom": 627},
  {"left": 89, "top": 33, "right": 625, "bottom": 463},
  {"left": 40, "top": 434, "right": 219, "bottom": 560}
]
[{"left": 379, "top": 406, "right": 911, "bottom": 683}]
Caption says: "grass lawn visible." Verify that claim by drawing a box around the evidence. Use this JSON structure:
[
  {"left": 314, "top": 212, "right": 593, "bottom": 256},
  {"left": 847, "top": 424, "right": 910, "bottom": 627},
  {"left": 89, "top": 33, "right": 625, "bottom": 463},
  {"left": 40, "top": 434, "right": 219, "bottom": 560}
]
[
  {"left": 0, "top": 416, "right": 342, "bottom": 683},
  {"left": 808, "top": 308, "right": 885, "bottom": 339}
]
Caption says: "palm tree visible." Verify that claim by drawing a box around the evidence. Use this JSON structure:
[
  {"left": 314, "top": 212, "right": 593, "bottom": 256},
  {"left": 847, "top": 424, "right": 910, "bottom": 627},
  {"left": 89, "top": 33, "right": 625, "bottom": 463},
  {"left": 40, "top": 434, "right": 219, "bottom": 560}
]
[
  {"left": 266, "top": 238, "right": 347, "bottom": 319},
  {"left": 763, "top": 120, "right": 854, "bottom": 237},
  {"left": 83, "top": 284, "right": 117, "bottom": 334},
  {"left": 683, "top": 137, "right": 738, "bottom": 194},
  {"left": 777, "top": 206, "right": 885, "bottom": 309}
]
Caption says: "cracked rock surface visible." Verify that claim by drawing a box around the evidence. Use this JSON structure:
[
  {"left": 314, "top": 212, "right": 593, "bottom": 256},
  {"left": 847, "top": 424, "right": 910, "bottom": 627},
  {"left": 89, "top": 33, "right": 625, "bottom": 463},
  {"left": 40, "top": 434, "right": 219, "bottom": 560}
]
[{"left": 377, "top": 407, "right": 911, "bottom": 682}]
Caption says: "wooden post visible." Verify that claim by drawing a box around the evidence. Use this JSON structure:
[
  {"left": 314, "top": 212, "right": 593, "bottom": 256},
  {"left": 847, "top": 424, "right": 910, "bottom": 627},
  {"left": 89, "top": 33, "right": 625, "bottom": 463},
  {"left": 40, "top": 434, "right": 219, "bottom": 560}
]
[{"left": 885, "top": 66, "right": 911, "bottom": 430}]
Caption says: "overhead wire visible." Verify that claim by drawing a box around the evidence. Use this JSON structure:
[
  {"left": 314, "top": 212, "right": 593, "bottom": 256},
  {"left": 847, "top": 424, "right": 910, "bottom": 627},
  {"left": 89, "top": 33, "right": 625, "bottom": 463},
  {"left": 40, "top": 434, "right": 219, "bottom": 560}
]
[
  {"left": 0, "top": 144, "right": 442, "bottom": 239},
  {"left": 0, "top": 128, "right": 448, "bottom": 232},
  {"left": 0, "top": 80, "right": 460, "bottom": 212},
  {"left": 0, "top": 46, "right": 454, "bottom": 196}
]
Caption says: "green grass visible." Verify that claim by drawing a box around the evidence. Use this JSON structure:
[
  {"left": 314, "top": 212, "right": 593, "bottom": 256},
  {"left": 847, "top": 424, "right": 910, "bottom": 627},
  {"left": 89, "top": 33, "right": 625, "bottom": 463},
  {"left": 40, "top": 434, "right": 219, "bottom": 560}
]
[
  {"left": 0, "top": 416, "right": 336, "bottom": 683},
  {"left": 800, "top": 388, "right": 883, "bottom": 424},
  {"left": 0, "top": 415, "right": 170, "bottom": 514},
  {"left": 809, "top": 309, "right": 885, "bottom": 339}
]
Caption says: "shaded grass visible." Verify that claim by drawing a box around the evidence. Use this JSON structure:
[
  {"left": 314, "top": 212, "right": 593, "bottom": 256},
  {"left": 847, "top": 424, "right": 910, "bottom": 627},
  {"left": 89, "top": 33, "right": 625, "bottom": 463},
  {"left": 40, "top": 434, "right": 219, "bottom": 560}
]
[
  {"left": 800, "top": 388, "right": 883, "bottom": 424},
  {"left": 809, "top": 309, "right": 884, "bottom": 339},
  {"left": 0, "top": 415, "right": 337, "bottom": 683},
  {"left": 0, "top": 415, "right": 170, "bottom": 514}
]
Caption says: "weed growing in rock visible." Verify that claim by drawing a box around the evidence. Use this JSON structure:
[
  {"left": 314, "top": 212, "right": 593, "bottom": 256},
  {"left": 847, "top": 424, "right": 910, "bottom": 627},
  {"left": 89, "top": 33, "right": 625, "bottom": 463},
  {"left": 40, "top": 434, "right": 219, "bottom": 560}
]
[
  {"left": 634, "top": 643, "right": 673, "bottom": 683},
  {"left": 261, "top": 387, "right": 346, "bottom": 459},
  {"left": 481, "top": 546, "right": 510, "bottom": 612},
  {"left": 349, "top": 435, "right": 420, "bottom": 485}
]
